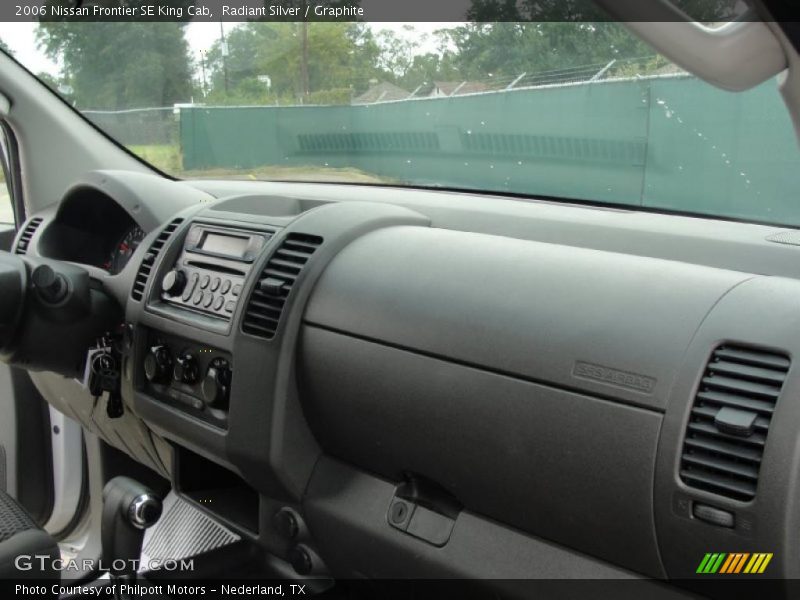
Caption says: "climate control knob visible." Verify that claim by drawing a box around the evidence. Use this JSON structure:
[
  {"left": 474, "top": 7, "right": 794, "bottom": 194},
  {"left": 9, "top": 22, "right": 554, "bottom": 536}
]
[
  {"left": 161, "top": 269, "right": 187, "bottom": 296},
  {"left": 202, "top": 359, "right": 232, "bottom": 409},
  {"left": 173, "top": 353, "right": 199, "bottom": 385},
  {"left": 143, "top": 345, "right": 172, "bottom": 384}
]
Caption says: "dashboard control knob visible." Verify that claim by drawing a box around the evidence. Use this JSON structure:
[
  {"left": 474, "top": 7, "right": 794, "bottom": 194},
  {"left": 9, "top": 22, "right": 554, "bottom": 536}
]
[
  {"left": 202, "top": 358, "right": 232, "bottom": 408},
  {"left": 161, "top": 269, "right": 186, "bottom": 296},
  {"left": 273, "top": 507, "right": 300, "bottom": 540},
  {"left": 173, "top": 353, "right": 199, "bottom": 385},
  {"left": 144, "top": 345, "right": 172, "bottom": 384},
  {"left": 32, "top": 264, "right": 68, "bottom": 304},
  {"left": 289, "top": 545, "right": 315, "bottom": 576}
]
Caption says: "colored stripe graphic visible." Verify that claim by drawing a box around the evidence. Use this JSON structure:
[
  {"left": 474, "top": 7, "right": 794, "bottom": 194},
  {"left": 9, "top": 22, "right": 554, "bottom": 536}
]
[
  {"left": 758, "top": 554, "right": 773, "bottom": 573},
  {"left": 734, "top": 553, "right": 750, "bottom": 573},
  {"left": 711, "top": 553, "right": 726, "bottom": 573},
  {"left": 744, "top": 554, "right": 761, "bottom": 573},
  {"left": 697, "top": 554, "right": 713, "bottom": 574},
  {"left": 698, "top": 553, "right": 727, "bottom": 573},
  {"left": 719, "top": 554, "right": 736, "bottom": 574},
  {"left": 699, "top": 552, "right": 773, "bottom": 574},
  {"left": 720, "top": 553, "right": 740, "bottom": 574}
]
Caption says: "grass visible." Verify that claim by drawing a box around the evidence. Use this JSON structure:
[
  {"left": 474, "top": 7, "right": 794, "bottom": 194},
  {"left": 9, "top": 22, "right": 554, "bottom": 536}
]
[
  {"left": 127, "top": 144, "right": 183, "bottom": 174},
  {"left": 181, "top": 164, "right": 392, "bottom": 183},
  {"left": 126, "top": 144, "right": 392, "bottom": 184}
]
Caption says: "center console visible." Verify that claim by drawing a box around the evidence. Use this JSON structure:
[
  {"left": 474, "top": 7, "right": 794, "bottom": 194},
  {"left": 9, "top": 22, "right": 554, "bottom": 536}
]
[{"left": 135, "top": 221, "right": 282, "bottom": 427}]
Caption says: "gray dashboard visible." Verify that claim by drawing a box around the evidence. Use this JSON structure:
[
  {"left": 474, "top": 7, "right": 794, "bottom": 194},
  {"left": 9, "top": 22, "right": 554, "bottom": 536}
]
[{"left": 12, "top": 169, "right": 800, "bottom": 595}]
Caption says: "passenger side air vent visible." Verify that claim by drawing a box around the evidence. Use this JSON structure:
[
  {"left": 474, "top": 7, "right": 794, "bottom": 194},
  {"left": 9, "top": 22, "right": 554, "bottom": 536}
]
[
  {"left": 14, "top": 217, "right": 43, "bottom": 254},
  {"left": 242, "top": 233, "right": 323, "bottom": 339},
  {"left": 680, "top": 345, "right": 790, "bottom": 501},
  {"left": 131, "top": 218, "right": 183, "bottom": 301}
]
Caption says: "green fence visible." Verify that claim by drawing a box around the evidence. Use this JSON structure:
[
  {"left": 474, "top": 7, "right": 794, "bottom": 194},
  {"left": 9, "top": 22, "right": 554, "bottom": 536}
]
[{"left": 181, "top": 76, "right": 800, "bottom": 225}]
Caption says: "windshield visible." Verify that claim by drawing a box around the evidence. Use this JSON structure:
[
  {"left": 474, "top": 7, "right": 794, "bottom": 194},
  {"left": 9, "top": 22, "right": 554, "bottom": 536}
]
[{"left": 2, "top": 15, "right": 799, "bottom": 226}]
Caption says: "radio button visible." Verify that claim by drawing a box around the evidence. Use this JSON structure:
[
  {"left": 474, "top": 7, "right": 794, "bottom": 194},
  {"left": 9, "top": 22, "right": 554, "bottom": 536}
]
[
  {"left": 220, "top": 279, "right": 232, "bottom": 294},
  {"left": 232, "top": 284, "right": 242, "bottom": 297},
  {"left": 192, "top": 291, "right": 203, "bottom": 305},
  {"left": 203, "top": 294, "right": 214, "bottom": 308},
  {"left": 225, "top": 301, "right": 235, "bottom": 313},
  {"left": 213, "top": 296, "right": 225, "bottom": 311},
  {"left": 210, "top": 277, "right": 221, "bottom": 292},
  {"left": 182, "top": 275, "right": 198, "bottom": 301},
  {"left": 200, "top": 274, "right": 210, "bottom": 289}
]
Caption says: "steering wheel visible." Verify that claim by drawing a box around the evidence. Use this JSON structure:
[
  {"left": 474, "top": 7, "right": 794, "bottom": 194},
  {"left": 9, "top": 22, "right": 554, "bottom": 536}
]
[{"left": 0, "top": 251, "right": 27, "bottom": 355}]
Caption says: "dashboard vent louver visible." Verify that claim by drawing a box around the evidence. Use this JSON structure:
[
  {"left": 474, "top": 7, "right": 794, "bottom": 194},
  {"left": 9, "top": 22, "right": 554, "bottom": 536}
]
[
  {"left": 131, "top": 218, "right": 183, "bottom": 301},
  {"left": 242, "top": 233, "right": 323, "bottom": 339},
  {"left": 14, "top": 217, "right": 43, "bottom": 254},
  {"left": 680, "top": 345, "right": 790, "bottom": 501}
]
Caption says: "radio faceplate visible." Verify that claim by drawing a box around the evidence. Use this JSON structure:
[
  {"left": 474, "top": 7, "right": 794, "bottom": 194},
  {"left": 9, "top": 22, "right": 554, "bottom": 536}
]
[{"left": 159, "top": 223, "right": 274, "bottom": 320}]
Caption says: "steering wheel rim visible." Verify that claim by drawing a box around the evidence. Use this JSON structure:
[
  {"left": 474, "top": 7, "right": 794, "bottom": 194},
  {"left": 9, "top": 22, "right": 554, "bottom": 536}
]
[{"left": 0, "top": 251, "right": 28, "bottom": 355}]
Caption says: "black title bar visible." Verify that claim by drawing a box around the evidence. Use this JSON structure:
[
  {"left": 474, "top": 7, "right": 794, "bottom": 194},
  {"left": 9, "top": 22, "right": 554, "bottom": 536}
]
[{"left": 2, "top": 0, "right": 779, "bottom": 23}]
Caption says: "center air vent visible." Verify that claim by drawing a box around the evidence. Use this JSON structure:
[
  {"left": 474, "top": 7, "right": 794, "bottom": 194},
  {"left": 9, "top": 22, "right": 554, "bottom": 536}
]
[
  {"left": 15, "top": 217, "right": 43, "bottom": 254},
  {"left": 242, "top": 233, "right": 323, "bottom": 339},
  {"left": 131, "top": 218, "right": 183, "bottom": 301},
  {"left": 680, "top": 345, "right": 790, "bottom": 501}
]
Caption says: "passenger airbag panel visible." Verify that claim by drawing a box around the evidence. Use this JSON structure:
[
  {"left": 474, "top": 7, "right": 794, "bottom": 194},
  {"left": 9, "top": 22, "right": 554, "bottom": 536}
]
[{"left": 303, "top": 226, "right": 747, "bottom": 411}]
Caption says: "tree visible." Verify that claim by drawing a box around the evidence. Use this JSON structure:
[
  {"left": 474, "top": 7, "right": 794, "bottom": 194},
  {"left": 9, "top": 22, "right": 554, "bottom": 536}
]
[
  {"left": 37, "top": 22, "right": 194, "bottom": 109},
  {"left": 203, "top": 22, "right": 383, "bottom": 105},
  {"left": 442, "top": 21, "right": 654, "bottom": 83}
]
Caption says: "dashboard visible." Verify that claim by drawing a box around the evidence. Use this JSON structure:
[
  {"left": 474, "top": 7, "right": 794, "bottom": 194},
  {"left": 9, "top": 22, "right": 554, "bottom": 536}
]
[{"left": 10, "top": 169, "right": 800, "bottom": 596}]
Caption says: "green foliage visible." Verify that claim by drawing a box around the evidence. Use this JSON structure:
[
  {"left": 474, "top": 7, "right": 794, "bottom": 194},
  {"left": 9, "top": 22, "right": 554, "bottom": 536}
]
[
  {"left": 441, "top": 22, "right": 653, "bottom": 81},
  {"left": 305, "top": 88, "right": 353, "bottom": 105},
  {"left": 202, "top": 22, "right": 381, "bottom": 104},
  {"left": 37, "top": 21, "right": 194, "bottom": 109}
]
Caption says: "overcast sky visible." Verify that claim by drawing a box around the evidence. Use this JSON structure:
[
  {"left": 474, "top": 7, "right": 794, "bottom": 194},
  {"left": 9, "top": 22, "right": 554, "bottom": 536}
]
[{"left": 0, "top": 21, "right": 453, "bottom": 76}]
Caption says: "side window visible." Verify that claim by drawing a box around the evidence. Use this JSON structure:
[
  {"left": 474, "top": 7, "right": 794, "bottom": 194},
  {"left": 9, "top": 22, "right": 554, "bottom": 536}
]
[{"left": 0, "top": 128, "right": 15, "bottom": 225}]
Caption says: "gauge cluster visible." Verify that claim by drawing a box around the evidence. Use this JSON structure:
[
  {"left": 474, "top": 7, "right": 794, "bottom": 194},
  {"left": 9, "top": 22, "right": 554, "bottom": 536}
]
[
  {"left": 32, "top": 188, "right": 148, "bottom": 274},
  {"left": 104, "top": 225, "right": 146, "bottom": 273}
]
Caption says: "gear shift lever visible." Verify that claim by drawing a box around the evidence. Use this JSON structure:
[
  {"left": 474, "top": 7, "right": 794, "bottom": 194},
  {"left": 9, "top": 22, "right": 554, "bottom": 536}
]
[{"left": 102, "top": 477, "right": 162, "bottom": 584}]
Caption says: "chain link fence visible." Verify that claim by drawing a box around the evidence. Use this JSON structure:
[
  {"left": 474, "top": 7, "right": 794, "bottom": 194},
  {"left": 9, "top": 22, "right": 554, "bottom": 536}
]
[{"left": 81, "top": 107, "right": 179, "bottom": 146}]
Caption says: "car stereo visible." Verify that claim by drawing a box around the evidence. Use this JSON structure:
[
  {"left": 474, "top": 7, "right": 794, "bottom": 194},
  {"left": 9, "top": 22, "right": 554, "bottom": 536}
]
[{"left": 159, "top": 223, "right": 273, "bottom": 319}]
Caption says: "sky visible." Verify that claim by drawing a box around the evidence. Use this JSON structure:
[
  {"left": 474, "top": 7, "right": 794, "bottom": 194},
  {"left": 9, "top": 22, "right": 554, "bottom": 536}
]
[{"left": 0, "top": 21, "right": 454, "bottom": 77}]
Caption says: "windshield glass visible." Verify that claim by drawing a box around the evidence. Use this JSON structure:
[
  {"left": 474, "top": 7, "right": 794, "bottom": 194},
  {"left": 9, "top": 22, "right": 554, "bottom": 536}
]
[{"left": 2, "top": 14, "right": 799, "bottom": 226}]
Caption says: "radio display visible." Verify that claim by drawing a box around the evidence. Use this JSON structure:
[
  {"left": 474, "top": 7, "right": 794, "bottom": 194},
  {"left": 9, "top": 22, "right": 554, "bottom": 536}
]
[{"left": 200, "top": 232, "right": 250, "bottom": 258}]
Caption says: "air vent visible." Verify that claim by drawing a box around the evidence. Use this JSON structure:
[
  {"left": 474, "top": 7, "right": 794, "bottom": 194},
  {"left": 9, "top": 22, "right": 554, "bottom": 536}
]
[
  {"left": 680, "top": 345, "right": 790, "bottom": 501},
  {"left": 242, "top": 233, "right": 323, "bottom": 339},
  {"left": 131, "top": 218, "right": 183, "bottom": 301},
  {"left": 14, "top": 217, "right": 43, "bottom": 254}
]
